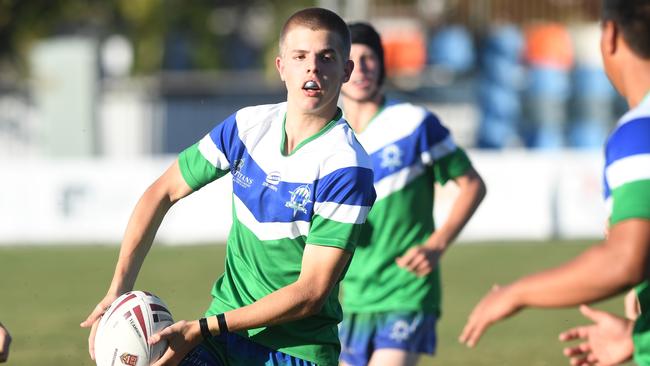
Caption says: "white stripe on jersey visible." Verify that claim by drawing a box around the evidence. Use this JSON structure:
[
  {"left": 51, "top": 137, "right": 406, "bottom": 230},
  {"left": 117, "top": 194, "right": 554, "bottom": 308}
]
[
  {"left": 374, "top": 163, "right": 426, "bottom": 201},
  {"left": 234, "top": 103, "right": 371, "bottom": 182},
  {"left": 616, "top": 100, "right": 650, "bottom": 128},
  {"left": 358, "top": 104, "right": 428, "bottom": 154},
  {"left": 234, "top": 195, "right": 311, "bottom": 240},
  {"left": 198, "top": 134, "right": 229, "bottom": 170},
  {"left": 606, "top": 153, "right": 650, "bottom": 190},
  {"left": 313, "top": 201, "right": 371, "bottom": 224},
  {"left": 422, "top": 135, "right": 457, "bottom": 165}
]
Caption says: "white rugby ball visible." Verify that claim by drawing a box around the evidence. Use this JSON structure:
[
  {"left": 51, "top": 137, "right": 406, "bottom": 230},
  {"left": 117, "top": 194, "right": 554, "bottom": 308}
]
[{"left": 95, "top": 291, "right": 174, "bottom": 366}]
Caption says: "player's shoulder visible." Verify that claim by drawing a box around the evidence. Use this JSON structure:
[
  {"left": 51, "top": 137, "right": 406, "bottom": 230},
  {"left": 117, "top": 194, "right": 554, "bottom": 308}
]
[
  {"left": 233, "top": 102, "right": 285, "bottom": 132},
  {"left": 609, "top": 102, "right": 650, "bottom": 146},
  {"left": 319, "top": 118, "right": 373, "bottom": 171},
  {"left": 382, "top": 100, "right": 439, "bottom": 122}
]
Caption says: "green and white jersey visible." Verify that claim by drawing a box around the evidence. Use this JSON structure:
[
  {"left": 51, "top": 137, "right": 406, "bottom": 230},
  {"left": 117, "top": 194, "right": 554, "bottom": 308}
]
[
  {"left": 342, "top": 100, "right": 472, "bottom": 314},
  {"left": 603, "top": 96, "right": 650, "bottom": 366},
  {"left": 178, "top": 102, "right": 376, "bottom": 366}
]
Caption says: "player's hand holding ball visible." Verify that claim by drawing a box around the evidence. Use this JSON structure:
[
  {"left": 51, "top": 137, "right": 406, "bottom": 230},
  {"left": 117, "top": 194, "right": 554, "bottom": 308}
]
[
  {"left": 149, "top": 319, "right": 203, "bottom": 366},
  {"left": 81, "top": 293, "right": 120, "bottom": 360}
]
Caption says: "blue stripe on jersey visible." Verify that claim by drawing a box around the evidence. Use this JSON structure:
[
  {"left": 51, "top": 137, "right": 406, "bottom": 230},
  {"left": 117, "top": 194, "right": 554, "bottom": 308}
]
[
  {"left": 371, "top": 113, "right": 449, "bottom": 183},
  {"left": 603, "top": 175, "right": 611, "bottom": 200},
  {"left": 231, "top": 155, "right": 374, "bottom": 223},
  {"left": 606, "top": 117, "right": 650, "bottom": 166},
  {"left": 209, "top": 113, "right": 242, "bottom": 162},
  {"left": 315, "top": 167, "right": 376, "bottom": 206}
]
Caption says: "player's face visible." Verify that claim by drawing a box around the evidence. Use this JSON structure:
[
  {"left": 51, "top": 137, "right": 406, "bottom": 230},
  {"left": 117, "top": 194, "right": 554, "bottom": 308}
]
[
  {"left": 341, "top": 44, "right": 381, "bottom": 102},
  {"left": 276, "top": 26, "right": 352, "bottom": 115}
]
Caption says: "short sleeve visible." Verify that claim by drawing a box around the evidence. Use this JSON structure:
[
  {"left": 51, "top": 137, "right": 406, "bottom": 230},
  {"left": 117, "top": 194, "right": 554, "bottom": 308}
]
[
  {"left": 177, "top": 113, "right": 239, "bottom": 190},
  {"left": 306, "top": 166, "right": 376, "bottom": 252},
  {"left": 433, "top": 148, "right": 473, "bottom": 185}
]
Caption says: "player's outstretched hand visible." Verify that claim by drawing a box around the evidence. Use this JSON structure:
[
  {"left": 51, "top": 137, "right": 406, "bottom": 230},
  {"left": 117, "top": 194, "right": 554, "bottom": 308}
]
[
  {"left": 0, "top": 323, "right": 11, "bottom": 363},
  {"left": 459, "top": 284, "right": 522, "bottom": 348},
  {"left": 559, "top": 305, "right": 633, "bottom": 366},
  {"left": 150, "top": 319, "right": 202, "bottom": 366},
  {"left": 80, "top": 295, "right": 119, "bottom": 360},
  {"left": 396, "top": 246, "right": 442, "bottom": 277}
]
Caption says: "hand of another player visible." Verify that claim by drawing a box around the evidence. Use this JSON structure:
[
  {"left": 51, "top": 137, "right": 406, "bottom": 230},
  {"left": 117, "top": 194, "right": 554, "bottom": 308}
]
[
  {"left": 559, "top": 305, "right": 634, "bottom": 366},
  {"left": 459, "top": 284, "right": 522, "bottom": 347},
  {"left": 80, "top": 294, "right": 119, "bottom": 360},
  {"left": 0, "top": 323, "right": 11, "bottom": 363},
  {"left": 395, "top": 246, "right": 443, "bottom": 277},
  {"left": 150, "top": 319, "right": 202, "bottom": 366}
]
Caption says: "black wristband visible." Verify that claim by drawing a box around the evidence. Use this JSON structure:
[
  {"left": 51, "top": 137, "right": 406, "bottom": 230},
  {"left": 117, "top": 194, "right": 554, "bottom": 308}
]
[
  {"left": 199, "top": 317, "right": 212, "bottom": 340},
  {"left": 216, "top": 313, "right": 229, "bottom": 334}
]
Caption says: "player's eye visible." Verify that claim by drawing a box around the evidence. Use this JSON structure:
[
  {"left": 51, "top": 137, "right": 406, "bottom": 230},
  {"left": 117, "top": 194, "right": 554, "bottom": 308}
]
[{"left": 321, "top": 53, "right": 334, "bottom": 62}]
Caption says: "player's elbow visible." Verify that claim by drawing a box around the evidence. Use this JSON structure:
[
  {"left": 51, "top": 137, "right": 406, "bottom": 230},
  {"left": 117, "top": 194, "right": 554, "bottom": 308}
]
[{"left": 607, "top": 247, "right": 646, "bottom": 288}]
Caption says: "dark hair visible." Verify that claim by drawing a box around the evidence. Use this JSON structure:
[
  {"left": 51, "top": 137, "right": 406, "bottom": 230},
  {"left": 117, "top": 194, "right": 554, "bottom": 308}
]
[
  {"left": 602, "top": 0, "right": 650, "bottom": 59},
  {"left": 348, "top": 22, "right": 386, "bottom": 86},
  {"left": 279, "top": 7, "right": 351, "bottom": 58}
]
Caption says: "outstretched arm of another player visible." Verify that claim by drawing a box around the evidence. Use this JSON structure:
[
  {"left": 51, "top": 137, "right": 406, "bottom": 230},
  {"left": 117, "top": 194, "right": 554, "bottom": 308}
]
[
  {"left": 149, "top": 244, "right": 352, "bottom": 366},
  {"left": 80, "top": 160, "right": 194, "bottom": 360},
  {"left": 559, "top": 305, "right": 634, "bottom": 366},
  {"left": 396, "top": 167, "right": 486, "bottom": 276},
  {"left": 0, "top": 322, "right": 11, "bottom": 363},
  {"left": 460, "top": 219, "right": 650, "bottom": 348}
]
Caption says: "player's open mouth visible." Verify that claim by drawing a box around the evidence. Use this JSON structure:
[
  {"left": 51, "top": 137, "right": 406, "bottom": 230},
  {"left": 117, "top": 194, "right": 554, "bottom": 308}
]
[{"left": 303, "top": 80, "right": 321, "bottom": 91}]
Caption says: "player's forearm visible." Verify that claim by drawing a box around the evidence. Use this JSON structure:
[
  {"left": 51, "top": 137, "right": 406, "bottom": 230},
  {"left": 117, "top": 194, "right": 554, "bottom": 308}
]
[
  {"left": 109, "top": 184, "right": 175, "bottom": 294},
  {"left": 429, "top": 171, "right": 486, "bottom": 250},
  {"left": 509, "top": 242, "right": 637, "bottom": 308},
  {"left": 211, "top": 280, "right": 328, "bottom": 334}
]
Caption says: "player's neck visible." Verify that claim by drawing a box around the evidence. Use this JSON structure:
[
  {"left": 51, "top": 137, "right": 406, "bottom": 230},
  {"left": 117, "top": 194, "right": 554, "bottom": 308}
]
[
  {"left": 623, "top": 67, "right": 650, "bottom": 109},
  {"left": 284, "top": 105, "right": 338, "bottom": 154},
  {"left": 343, "top": 94, "right": 384, "bottom": 133}
]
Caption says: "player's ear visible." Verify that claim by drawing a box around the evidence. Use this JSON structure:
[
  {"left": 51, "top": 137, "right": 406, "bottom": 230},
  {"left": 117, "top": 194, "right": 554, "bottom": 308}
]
[
  {"left": 601, "top": 20, "right": 618, "bottom": 57},
  {"left": 343, "top": 59, "right": 354, "bottom": 83},
  {"left": 276, "top": 56, "right": 285, "bottom": 82}
]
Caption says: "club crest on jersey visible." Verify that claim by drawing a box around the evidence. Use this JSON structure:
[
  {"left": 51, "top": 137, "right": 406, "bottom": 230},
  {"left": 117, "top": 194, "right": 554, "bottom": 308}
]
[
  {"left": 389, "top": 319, "right": 418, "bottom": 342},
  {"left": 285, "top": 184, "right": 312, "bottom": 216},
  {"left": 380, "top": 144, "right": 403, "bottom": 170},
  {"left": 263, "top": 171, "right": 281, "bottom": 192},
  {"left": 120, "top": 353, "right": 138, "bottom": 366},
  {"left": 232, "top": 158, "right": 253, "bottom": 188}
]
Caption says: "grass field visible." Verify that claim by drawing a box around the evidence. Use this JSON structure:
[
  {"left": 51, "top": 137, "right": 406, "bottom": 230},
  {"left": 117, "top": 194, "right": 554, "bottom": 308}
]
[{"left": 0, "top": 241, "right": 633, "bottom": 365}]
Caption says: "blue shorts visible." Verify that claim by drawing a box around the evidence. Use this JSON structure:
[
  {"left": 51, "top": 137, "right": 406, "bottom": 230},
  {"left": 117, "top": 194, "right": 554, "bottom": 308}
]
[
  {"left": 179, "top": 331, "right": 316, "bottom": 366},
  {"left": 339, "top": 312, "right": 437, "bottom": 366}
]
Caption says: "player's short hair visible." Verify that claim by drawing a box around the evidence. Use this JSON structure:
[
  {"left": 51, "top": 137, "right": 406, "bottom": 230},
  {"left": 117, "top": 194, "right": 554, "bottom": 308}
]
[
  {"left": 602, "top": 0, "right": 650, "bottom": 59},
  {"left": 348, "top": 22, "right": 386, "bottom": 86},
  {"left": 279, "top": 7, "right": 351, "bottom": 58}
]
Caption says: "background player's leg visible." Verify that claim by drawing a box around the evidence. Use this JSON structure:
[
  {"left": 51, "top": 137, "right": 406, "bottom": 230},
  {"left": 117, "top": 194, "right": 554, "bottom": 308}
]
[{"left": 368, "top": 349, "right": 419, "bottom": 366}]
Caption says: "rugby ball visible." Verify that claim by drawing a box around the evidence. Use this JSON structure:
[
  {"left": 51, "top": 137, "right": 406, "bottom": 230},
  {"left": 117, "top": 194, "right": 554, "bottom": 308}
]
[{"left": 94, "top": 291, "right": 174, "bottom": 366}]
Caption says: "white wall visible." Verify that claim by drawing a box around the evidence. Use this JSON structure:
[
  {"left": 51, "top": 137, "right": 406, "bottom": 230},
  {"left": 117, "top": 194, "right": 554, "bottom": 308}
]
[{"left": 0, "top": 150, "right": 606, "bottom": 245}]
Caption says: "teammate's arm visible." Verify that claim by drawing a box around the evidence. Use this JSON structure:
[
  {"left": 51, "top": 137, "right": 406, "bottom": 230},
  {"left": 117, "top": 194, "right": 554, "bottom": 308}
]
[
  {"left": 80, "top": 160, "right": 194, "bottom": 359},
  {"left": 460, "top": 219, "right": 650, "bottom": 347},
  {"left": 150, "top": 244, "right": 352, "bottom": 366},
  {"left": 397, "top": 166, "right": 486, "bottom": 276}
]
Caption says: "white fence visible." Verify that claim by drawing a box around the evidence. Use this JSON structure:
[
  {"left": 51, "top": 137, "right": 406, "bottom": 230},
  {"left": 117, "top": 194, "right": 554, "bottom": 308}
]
[{"left": 0, "top": 150, "right": 606, "bottom": 245}]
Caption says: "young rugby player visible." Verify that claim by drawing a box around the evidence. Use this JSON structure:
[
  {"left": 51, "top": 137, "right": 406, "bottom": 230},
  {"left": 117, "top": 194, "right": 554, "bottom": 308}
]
[
  {"left": 81, "top": 8, "right": 376, "bottom": 366},
  {"left": 339, "top": 22, "right": 486, "bottom": 366},
  {"left": 461, "top": 3, "right": 650, "bottom": 366}
]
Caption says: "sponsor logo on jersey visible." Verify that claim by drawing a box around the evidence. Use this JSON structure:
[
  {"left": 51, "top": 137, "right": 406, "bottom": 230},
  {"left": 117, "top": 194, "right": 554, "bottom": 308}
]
[
  {"left": 232, "top": 158, "right": 253, "bottom": 188},
  {"left": 380, "top": 144, "right": 403, "bottom": 170},
  {"left": 120, "top": 353, "right": 138, "bottom": 366},
  {"left": 285, "top": 184, "right": 312, "bottom": 216},
  {"left": 263, "top": 171, "right": 281, "bottom": 192}
]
